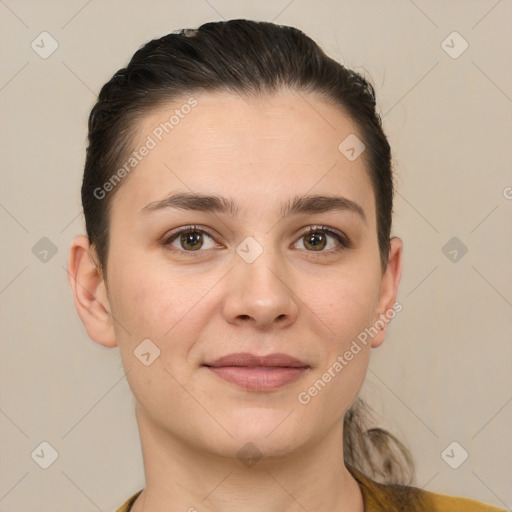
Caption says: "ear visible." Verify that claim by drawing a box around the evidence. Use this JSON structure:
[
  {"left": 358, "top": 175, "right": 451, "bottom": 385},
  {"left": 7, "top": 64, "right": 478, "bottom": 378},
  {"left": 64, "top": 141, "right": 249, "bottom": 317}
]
[
  {"left": 371, "top": 236, "right": 403, "bottom": 349},
  {"left": 67, "top": 235, "right": 117, "bottom": 347}
]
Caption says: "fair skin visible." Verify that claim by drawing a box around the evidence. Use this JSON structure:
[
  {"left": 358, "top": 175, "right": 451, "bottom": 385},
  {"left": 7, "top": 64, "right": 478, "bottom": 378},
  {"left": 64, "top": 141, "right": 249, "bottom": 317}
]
[{"left": 68, "top": 89, "right": 402, "bottom": 512}]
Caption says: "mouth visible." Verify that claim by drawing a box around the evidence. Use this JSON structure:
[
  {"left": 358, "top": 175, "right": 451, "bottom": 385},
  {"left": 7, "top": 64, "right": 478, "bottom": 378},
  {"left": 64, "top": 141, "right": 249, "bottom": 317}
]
[{"left": 203, "top": 352, "right": 310, "bottom": 391}]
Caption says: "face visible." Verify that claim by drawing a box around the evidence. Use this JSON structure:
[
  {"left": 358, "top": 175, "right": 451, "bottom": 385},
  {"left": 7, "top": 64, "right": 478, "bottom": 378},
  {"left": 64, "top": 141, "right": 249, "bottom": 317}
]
[{"left": 91, "top": 90, "right": 400, "bottom": 460}]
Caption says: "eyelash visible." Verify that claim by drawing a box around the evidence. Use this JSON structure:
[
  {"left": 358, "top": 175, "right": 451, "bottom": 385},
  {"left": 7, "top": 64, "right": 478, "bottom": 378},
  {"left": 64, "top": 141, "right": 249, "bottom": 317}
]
[{"left": 161, "top": 224, "right": 351, "bottom": 257}]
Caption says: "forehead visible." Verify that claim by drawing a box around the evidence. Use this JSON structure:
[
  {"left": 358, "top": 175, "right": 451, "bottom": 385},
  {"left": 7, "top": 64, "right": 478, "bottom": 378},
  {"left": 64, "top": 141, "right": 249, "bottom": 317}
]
[{"left": 109, "top": 89, "right": 376, "bottom": 224}]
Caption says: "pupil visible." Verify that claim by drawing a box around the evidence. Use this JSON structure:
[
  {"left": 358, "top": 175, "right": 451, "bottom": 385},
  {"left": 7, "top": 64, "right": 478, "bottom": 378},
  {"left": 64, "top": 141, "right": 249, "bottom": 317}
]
[
  {"left": 183, "top": 231, "right": 202, "bottom": 250},
  {"left": 307, "top": 233, "right": 325, "bottom": 250}
]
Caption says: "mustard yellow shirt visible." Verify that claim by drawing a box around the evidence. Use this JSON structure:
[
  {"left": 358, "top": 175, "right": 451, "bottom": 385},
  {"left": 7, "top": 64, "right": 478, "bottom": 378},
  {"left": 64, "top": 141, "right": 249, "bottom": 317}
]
[{"left": 114, "top": 464, "right": 507, "bottom": 511}]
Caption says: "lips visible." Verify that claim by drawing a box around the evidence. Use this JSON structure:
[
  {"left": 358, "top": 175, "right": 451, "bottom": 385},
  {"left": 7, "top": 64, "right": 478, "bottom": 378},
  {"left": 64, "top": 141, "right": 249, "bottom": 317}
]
[
  {"left": 205, "top": 352, "right": 309, "bottom": 369},
  {"left": 204, "top": 352, "right": 309, "bottom": 391}
]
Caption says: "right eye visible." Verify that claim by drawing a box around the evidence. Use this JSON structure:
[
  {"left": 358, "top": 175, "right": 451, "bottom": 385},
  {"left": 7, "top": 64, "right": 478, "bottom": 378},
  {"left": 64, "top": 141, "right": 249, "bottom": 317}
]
[{"left": 162, "top": 225, "right": 218, "bottom": 254}]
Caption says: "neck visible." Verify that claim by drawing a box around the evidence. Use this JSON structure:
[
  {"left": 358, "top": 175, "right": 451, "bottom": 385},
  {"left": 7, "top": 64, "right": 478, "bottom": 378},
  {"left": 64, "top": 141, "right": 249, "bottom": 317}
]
[{"left": 130, "top": 405, "right": 364, "bottom": 512}]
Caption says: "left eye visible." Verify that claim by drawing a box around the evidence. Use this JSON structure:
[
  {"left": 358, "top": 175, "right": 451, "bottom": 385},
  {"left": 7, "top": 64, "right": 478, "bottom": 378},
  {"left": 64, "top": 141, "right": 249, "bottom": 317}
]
[{"left": 294, "top": 227, "right": 347, "bottom": 252}]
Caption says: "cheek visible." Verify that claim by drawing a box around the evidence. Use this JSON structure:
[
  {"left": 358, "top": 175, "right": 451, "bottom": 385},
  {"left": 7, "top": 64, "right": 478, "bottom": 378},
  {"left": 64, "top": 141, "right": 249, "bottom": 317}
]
[
  {"left": 106, "top": 258, "right": 188, "bottom": 351},
  {"left": 297, "top": 278, "right": 376, "bottom": 424},
  {"left": 306, "top": 266, "right": 380, "bottom": 350},
  {"left": 107, "top": 266, "right": 202, "bottom": 409},
  {"left": 107, "top": 258, "right": 221, "bottom": 373},
  {"left": 288, "top": 266, "right": 378, "bottom": 414}
]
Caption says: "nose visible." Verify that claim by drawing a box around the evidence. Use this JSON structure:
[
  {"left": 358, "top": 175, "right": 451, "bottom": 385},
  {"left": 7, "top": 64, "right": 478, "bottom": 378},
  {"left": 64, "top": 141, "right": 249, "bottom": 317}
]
[{"left": 221, "top": 246, "right": 299, "bottom": 330}]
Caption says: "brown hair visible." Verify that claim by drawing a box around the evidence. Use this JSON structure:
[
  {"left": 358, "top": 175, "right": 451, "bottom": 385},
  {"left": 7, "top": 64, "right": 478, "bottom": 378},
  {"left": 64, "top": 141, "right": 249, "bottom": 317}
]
[
  {"left": 82, "top": 19, "right": 415, "bottom": 489},
  {"left": 344, "top": 397, "right": 415, "bottom": 484}
]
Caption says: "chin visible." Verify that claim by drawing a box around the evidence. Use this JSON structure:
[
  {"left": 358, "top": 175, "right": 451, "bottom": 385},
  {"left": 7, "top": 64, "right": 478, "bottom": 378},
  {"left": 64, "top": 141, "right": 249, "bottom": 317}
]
[
  {"left": 219, "top": 408, "right": 312, "bottom": 455},
  {"left": 209, "top": 433, "right": 308, "bottom": 466}
]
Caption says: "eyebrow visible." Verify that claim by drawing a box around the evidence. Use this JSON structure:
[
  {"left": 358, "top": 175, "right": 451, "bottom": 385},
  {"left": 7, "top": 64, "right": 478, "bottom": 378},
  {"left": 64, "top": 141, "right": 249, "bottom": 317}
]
[{"left": 140, "top": 192, "right": 367, "bottom": 224}]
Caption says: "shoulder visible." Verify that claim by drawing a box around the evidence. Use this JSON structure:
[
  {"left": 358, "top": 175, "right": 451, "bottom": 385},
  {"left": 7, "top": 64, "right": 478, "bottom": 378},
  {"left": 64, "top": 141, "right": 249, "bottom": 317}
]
[
  {"left": 417, "top": 488, "right": 507, "bottom": 512},
  {"left": 347, "top": 464, "right": 507, "bottom": 512},
  {"left": 113, "top": 489, "right": 142, "bottom": 512},
  {"left": 114, "top": 476, "right": 508, "bottom": 512}
]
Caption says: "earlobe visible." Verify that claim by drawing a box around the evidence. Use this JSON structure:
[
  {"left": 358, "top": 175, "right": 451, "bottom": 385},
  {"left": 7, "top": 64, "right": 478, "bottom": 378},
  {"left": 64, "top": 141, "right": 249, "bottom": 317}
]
[
  {"left": 67, "top": 235, "right": 118, "bottom": 348},
  {"left": 371, "top": 237, "right": 403, "bottom": 349}
]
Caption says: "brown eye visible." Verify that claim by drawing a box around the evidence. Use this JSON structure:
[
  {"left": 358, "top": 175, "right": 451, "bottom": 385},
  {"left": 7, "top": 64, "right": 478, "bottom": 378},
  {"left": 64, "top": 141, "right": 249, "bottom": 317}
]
[
  {"left": 179, "top": 230, "right": 204, "bottom": 251},
  {"left": 303, "top": 231, "right": 327, "bottom": 251},
  {"left": 295, "top": 226, "right": 350, "bottom": 255},
  {"left": 164, "top": 227, "right": 217, "bottom": 253}
]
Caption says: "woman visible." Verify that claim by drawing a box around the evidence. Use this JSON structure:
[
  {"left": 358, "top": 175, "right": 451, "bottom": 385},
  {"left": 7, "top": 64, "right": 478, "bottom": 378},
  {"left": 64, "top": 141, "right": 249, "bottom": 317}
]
[{"left": 67, "top": 19, "right": 506, "bottom": 512}]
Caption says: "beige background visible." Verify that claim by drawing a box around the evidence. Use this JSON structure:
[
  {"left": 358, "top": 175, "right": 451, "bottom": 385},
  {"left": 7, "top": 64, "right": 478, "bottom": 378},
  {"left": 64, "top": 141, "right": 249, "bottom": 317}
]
[{"left": 1, "top": 1, "right": 511, "bottom": 511}]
